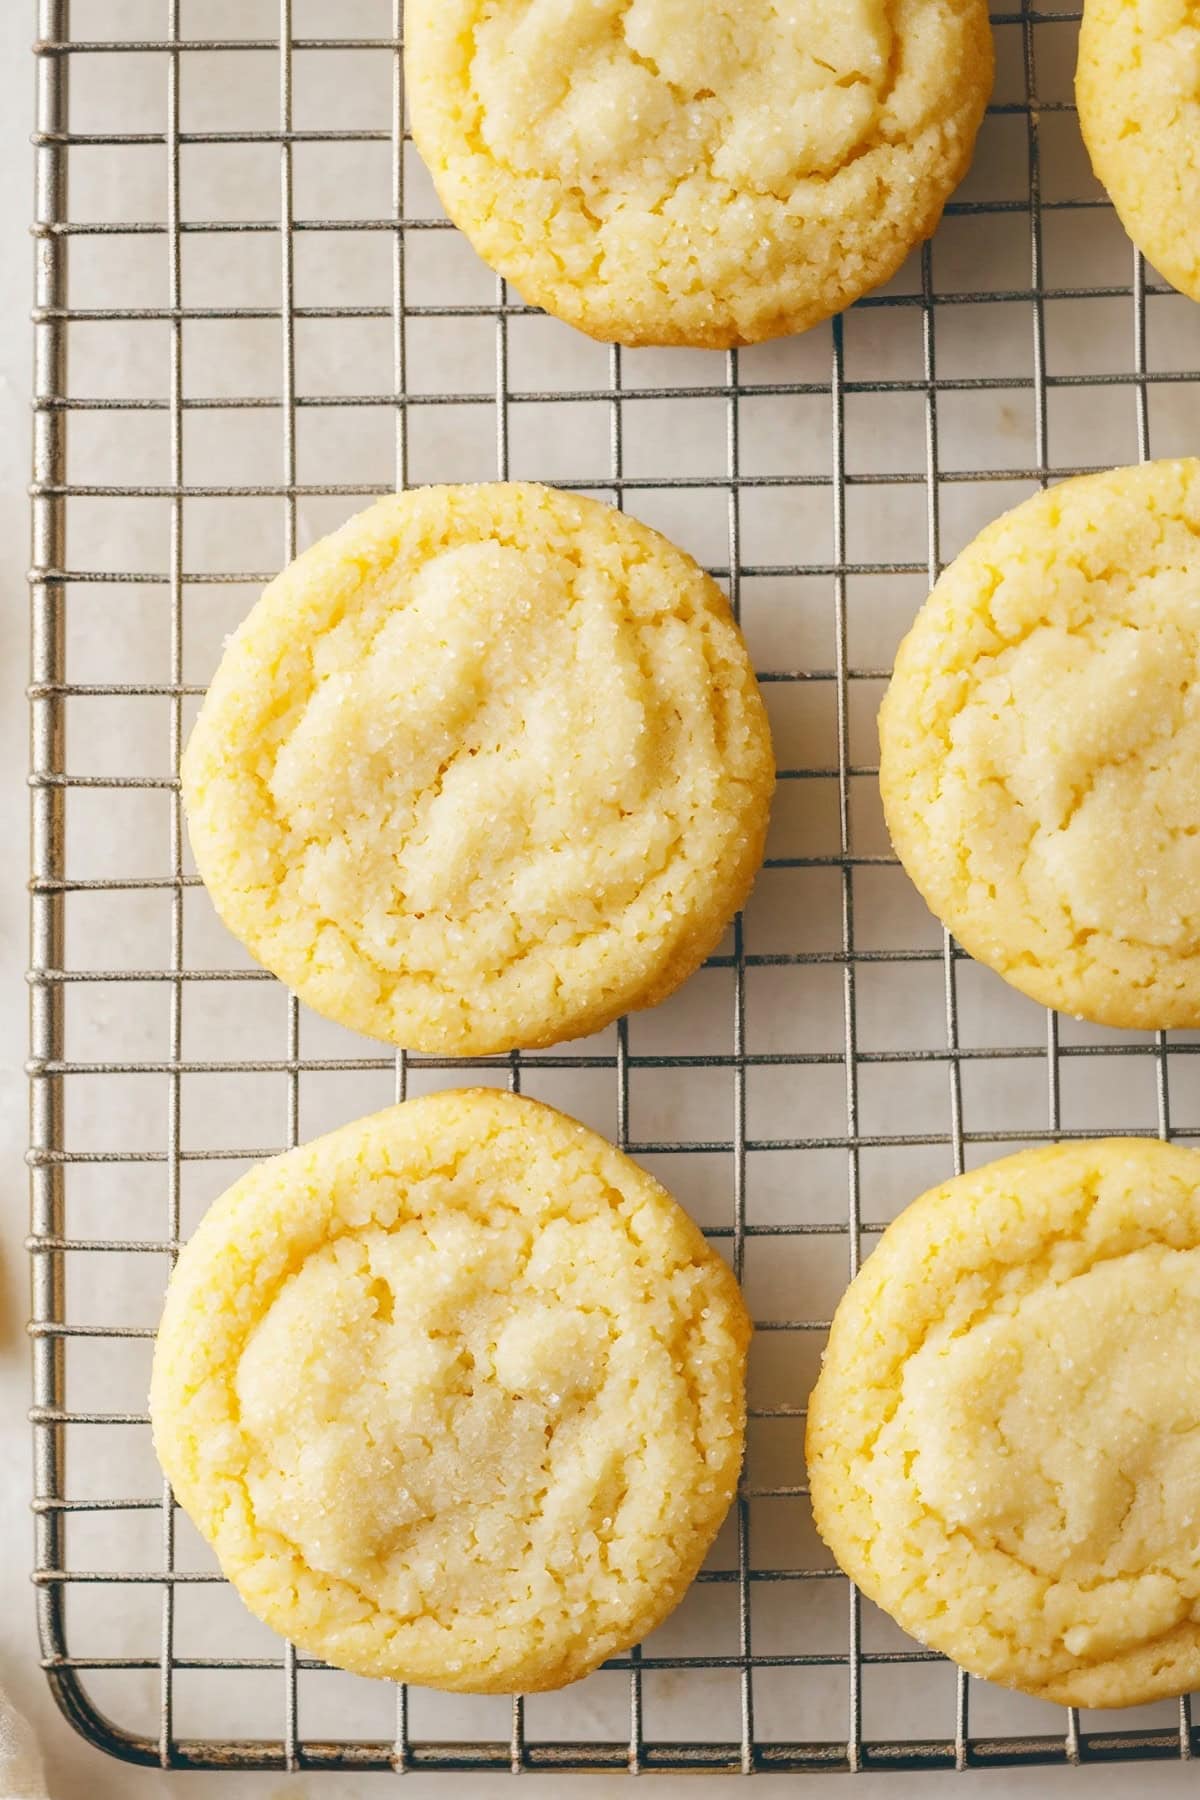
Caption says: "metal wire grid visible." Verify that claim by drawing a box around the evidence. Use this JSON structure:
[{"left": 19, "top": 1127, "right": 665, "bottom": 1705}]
[{"left": 26, "top": 0, "right": 1200, "bottom": 1776}]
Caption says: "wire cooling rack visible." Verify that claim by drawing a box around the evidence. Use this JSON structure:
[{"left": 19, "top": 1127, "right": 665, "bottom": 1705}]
[{"left": 28, "top": 0, "right": 1200, "bottom": 1777}]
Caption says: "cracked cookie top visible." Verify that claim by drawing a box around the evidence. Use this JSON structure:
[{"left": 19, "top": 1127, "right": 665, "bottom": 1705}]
[
  {"left": 807, "top": 1137, "right": 1200, "bottom": 1708},
  {"left": 405, "top": 0, "right": 993, "bottom": 347},
  {"left": 150, "top": 1088, "right": 751, "bottom": 1693},
  {"left": 1078, "top": 0, "right": 1200, "bottom": 303},
  {"left": 181, "top": 482, "right": 773, "bottom": 1056},
  {"left": 879, "top": 459, "right": 1200, "bottom": 1030}
]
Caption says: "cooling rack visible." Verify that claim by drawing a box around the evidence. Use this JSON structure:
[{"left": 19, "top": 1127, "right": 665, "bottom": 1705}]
[{"left": 28, "top": 0, "right": 1200, "bottom": 1775}]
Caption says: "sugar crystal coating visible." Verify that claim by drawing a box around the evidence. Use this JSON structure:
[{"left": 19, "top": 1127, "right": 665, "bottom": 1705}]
[
  {"left": 182, "top": 482, "right": 774, "bottom": 1055},
  {"left": 808, "top": 1138, "right": 1200, "bottom": 1708},
  {"left": 406, "top": 0, "right": 993, "bottom": 347},
  {"left": 1078, "top": 0, "right": 1200, "bottom": 302},
  {"left": 150, "top": 1088, "right": 751, "bottom": 1693},
  {"left": 880, "top": 459, "right": 1200, "bottom": 1029}
]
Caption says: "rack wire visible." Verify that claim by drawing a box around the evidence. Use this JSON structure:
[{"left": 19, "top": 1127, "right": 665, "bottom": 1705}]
[{"left": 28, "top": 0, "right": 1200, "bottom": 1776}]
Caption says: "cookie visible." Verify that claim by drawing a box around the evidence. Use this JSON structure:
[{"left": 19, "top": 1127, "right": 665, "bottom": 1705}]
[
  {"left": 879, "top": 459, "right": 1200, "bottom": 1030},
  {"left": 808, "top": 1137, "right": 1200, "bottom": 1709},
  {"left": 150, "top": 1088, "right": 751, "bottom": 1694},
  {"left": 182, "top": 482, "right": 774, "bottom": 1056},
  {"left": 1078, "top": 0, "right": 1200, "bottom": 302},
  {"left": 405, "top": 0, "right": 994, "bottom": 348}
]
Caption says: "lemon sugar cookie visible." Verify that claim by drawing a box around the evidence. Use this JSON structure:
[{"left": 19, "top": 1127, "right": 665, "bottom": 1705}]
[
  {"left": 182, "top": 482, "right": 774, "bottom": 1056},
  {"left": 150, "top": 1088, "right": 751, "bottom": 1694},
  {"left": 406, "top": 0, "right": 994, "bottom": 348},
  {"left": 1078, "top": 0, "right": 1200, "bottom": 302},
  {"left": 808, "top": 1137, "right": 1200, "bottom": 1709},
  {"left": 879, "top": 458, "right": 1200, "bottom": 1030}
]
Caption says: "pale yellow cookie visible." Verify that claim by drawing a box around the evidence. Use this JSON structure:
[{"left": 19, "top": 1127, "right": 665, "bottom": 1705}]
[
  {"left": 182, "top": 482, "right": 773, "bottom": 1056},
  {"left": 405, "top": 0, "right": 994, "bottom": 348},
  {"left": 1078, "top": 0, "right": 1200, "bottom": 301},
  {"left": 879, "top": 459, "right": 1200, "bottom": 1030},
  {"left": 808, "top": 1137, "right": 1200, "bottom": 1709},
  {"left": 150, "top": 1088, "right": 750, "bottom": 1694}
]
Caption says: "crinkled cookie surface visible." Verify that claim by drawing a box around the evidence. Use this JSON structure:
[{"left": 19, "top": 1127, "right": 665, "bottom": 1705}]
[
  {"left": 880, "top": 459, "right": 1200, "bottom": 1029},
  {"left": 808, "top": 1138, "right": 1200, "bottom": 1708},
  {"left": 182, "top": 482, "right": 774, "bottom": 1055},
  {"left": 1078, "top": 0, "right": 1200, "bottom": 302},
  {"left": 151, "top": 1089, "right": 751, "bottom": 1693},
  {"left": 406, "top": 0, "right": 993, "bottom": 346}
]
